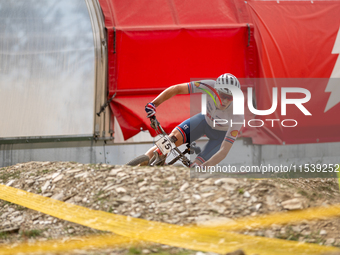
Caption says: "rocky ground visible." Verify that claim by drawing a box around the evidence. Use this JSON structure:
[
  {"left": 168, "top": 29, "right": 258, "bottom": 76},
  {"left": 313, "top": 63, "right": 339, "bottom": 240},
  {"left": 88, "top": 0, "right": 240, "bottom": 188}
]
[{"left": 0, "top": 161, "right": 340, "bottom": 255}]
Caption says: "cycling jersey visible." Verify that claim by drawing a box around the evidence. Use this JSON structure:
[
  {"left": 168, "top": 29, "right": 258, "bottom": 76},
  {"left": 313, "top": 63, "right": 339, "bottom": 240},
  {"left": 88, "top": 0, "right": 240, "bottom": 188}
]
[{"left": 187, "top": 79, "right": 244, "bottom": 143}]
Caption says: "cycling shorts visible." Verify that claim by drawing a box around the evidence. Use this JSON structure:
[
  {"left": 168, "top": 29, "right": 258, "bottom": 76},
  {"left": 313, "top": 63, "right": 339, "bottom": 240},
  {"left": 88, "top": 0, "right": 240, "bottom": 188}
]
[{"left": 175, "top": 113, "right": 226, "bottom": 164}]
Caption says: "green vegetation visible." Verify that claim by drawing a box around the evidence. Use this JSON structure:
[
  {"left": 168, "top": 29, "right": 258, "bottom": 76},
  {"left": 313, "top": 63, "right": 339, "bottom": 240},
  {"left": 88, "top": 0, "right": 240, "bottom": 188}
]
[
  {"left": 0, "top": 231, "right": 8, "bottom": 239},
  {"left": 95, "top": 190, "right": 109, "bottom": 202},
  {"left": 129, "top": 247, "right": 142, "bottom": 255},
  {"left": 318, "top": 185, "right": 333, "bottom": 192},
  {"left": 0, "top": 170, "right": 21, "bottom": 183},
  {"left": 297, "top": 189, "right": 308, "bottom": 197},
  {"left": 20, "top": 229, "right": 44, "bottom": 238},
  {"left": 36, "top": 169, "right": 51, "bottom": 175}
]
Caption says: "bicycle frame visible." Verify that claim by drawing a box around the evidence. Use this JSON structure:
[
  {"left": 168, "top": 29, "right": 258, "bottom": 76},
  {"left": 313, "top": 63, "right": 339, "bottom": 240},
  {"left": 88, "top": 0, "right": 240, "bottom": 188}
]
[{"left": 150, "top": 117, "right": 193, "bottom": 167}]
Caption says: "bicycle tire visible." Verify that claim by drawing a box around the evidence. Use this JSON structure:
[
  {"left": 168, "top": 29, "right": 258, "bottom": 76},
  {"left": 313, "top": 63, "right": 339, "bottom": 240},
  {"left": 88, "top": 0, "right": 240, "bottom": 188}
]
[
  {"left": 149, "top": 154, "right": 166, "bottom": 166},
  {"left": 126, "top": 155, "right": 150, "bottom": 166}
]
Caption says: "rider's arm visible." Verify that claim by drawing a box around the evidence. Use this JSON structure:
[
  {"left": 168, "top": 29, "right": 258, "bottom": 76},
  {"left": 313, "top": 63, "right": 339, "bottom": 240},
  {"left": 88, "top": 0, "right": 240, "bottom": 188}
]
[
  {"left": 201, "top": 140, "right": 233, "bottom": 167},
  {"left": 152, "top": 83, "right": 189, "bottom": 107}
]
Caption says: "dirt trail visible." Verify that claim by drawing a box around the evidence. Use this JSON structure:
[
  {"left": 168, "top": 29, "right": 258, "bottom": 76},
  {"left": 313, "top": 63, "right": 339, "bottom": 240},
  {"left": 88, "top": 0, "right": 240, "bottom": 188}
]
[{"left": 0, "top": 161, "right": 340, "bottom": 254}]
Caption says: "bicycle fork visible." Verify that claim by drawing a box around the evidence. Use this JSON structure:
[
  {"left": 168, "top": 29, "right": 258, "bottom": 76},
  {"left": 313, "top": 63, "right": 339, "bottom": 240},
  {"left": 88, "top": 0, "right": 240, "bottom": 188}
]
[{"left": 150, "top": 147, "right": 166, "bottom": 166}]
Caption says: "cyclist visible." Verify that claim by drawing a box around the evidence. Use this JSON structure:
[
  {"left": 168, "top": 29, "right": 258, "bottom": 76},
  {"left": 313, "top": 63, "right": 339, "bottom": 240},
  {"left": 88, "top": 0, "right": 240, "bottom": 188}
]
[{"left": 144, "top": 73, "right": 244, "bottom": 167}]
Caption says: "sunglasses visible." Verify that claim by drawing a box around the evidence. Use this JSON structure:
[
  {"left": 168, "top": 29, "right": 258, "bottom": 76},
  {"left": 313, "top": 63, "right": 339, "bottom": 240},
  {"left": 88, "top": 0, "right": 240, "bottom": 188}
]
[{"left": 218, "top": 92, "right": 233, "bottom": 101}]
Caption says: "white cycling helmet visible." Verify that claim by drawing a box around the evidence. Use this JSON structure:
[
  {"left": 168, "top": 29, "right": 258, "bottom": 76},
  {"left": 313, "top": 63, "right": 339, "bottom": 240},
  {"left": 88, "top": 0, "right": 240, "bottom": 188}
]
[{"left": 215, "top": 73, "right": 240, "bottom": 96}]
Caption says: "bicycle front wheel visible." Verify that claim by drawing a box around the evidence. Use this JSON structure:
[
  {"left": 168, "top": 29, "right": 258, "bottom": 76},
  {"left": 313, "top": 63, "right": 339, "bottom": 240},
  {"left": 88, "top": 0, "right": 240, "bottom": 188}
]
[{"left": 126, "top": 155, "right": 150, "bottom": 166}]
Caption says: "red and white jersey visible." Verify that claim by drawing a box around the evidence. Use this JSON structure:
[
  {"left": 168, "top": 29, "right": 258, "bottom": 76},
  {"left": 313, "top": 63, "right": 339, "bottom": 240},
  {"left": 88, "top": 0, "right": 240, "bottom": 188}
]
[{"left": 188, "top": 79, "right": 244, "bottom": 144}]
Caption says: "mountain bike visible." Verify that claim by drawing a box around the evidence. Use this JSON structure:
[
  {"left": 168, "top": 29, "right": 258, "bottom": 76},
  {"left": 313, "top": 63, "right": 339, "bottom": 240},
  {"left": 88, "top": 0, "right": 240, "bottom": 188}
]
[{"left": 126, "top": 116, "right": 201, "bottom": 167}]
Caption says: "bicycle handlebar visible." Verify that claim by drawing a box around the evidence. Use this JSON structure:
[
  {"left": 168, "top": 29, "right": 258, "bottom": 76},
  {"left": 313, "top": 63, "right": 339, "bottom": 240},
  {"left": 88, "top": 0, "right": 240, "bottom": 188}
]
[
  {"left": 149, "top": 116, "right": 196, "bottom": 167},
  {"left": 150, "top": 116, "right": 167, "bottom": 135}
]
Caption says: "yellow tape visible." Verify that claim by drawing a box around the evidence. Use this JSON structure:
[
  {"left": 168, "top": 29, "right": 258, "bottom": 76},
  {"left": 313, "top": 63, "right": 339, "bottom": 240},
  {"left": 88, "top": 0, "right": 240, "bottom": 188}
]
[
  {"left": 209, "top": 204, "right": 340, "bottom": 231},
  {"left": 0, "top": 184, "right": 339, "bottom": 255},
  {"left": 0, "top": 234, "right": 136, "bottom": 255}
]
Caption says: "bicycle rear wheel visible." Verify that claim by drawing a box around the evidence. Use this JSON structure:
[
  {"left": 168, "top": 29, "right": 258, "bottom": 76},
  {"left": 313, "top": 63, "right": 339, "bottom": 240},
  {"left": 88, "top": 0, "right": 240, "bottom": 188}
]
[{"left": 126, "top": 155, "right": 150, "bottom": 166}]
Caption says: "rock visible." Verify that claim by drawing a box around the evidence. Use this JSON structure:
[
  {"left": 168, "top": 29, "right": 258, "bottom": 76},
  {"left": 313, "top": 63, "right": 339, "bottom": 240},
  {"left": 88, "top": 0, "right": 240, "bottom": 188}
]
[
  {"left": 75, "top": 172, "right": 88, "bottom": 178},
  {"left": 325, "top": 238, "right": 335, "bottom": 245},
  {"left": 0, "top": 227, "right": 20, "bottom": 234},
  {"left": 164, "top": 187, "right": 173, "bottom": 193},
  {"left": 140, "top": 187, "right": 148, "bottom": 193},
  {"left": 117, "top": 195, "right": 132, "bottom": 203},
  {"left": 223, "top": 178, "right": 239, "bottom": 185},
  {"left": 201, "top": 193, "right": 214, "bottom": 198},
  {"left": 1, "top": 212, "right": 10, "bottom": 219},
  {"left": 214, "top": 179, "right": 224, "bottom": 186},
  {"left": 51, "top": 172, "right": 61, "bottom": 179},
  {"left": 213, "top": 205, "right": 227, "bottom": 214},
  {"left": 102, "top": 183, "right": 114, "bottom": 191},
  {"left": 52, "top": 174, "right": 64, "bottom": 183},
  {"left": 142, "top": 249, "right": 151, "bottom": 254},
  {"left": 41, "top": 181, "right": 50, "bottom": 193},
  {"left": 298, "top": 236, "right": 305, "bottom": 242},
  {"left": 214, "top": 197, "right": 225, "bottom": 203},
  {"left": 73, "top": 196, "right": 82, "bottom": 203},
  {"left": 265, "top": 229, "right": 275, "bottom": 238},
  {"left": 51, "top": 193, "right": 65, "bottom": 201},
  {"left": 250, "top": 196, "right": 257, "bottom": 203},
  {"left": 166, "top": 176, "right": 176, "bottom": 181},
  {"left": 200, "top": 186, "right": 217, "bottom": 192},
  {"left": 130, "top": 213, "right": 141, "bottom": 218},
  {"left": 6, "top": 180, "right": 15, "bottom": 186},
  {"left": 193, "top": 194, "right": 201, "bottom": 200},
  {"left": 65, "top": 168, "right": 83, "bottom": 174},
  {"left": 320, "top": 230, "right": 327, "bottom": 235},
  {"left": 12, "top": 216, "right": 23, "bottom": 223},
  {"left": 266, "top": 196, "right": 276, "bottom": 206},
  {"left": 25, "top": 179, "right": 35, "bottom": 186},
  {"left": 292, "top": 226, "right": 301, "bottom": 232},
  {"left": 116, "top": 187, "right": 127, "bottom": 193},
  {"left": 243, "top": 191, "right": 250, "bottom": 198},
  {"left": 138, "top": 181, "right": 147, "bottom": 188},
  {"left": 201, "top": 179, "right": 215, "bottom": 185},
  {"left": 281, "top": 198, "right": 303, "bottom": 210},
  {"left": 301, "top": 230, "right": 311, "bottom": 235},
  {"left": 195, "top": 215, "right": 235, "bottom": 227},
  {"left": 225, "top": 249, "right": 245, "bottom": 255},
  {"left": 259, "top": 187, "right": 268, "bottom": 192},
  {"left": 255, "top": 203, "right": 262, "bottom": 211},
  {"left": 196, "top": 252, "right": 205, "bottom": 255},
  {"left": 222, "top": 184, "right": 236, "bottom": 191},
  {"left": 179, "top": 182, "right": 189, "bottom": 192}
]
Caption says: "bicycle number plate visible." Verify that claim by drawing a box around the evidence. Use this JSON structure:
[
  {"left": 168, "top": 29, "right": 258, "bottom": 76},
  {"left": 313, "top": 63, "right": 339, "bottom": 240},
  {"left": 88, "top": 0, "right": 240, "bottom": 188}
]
[{"left": 155, "top": 137, "right": 175, "bottom": 155}]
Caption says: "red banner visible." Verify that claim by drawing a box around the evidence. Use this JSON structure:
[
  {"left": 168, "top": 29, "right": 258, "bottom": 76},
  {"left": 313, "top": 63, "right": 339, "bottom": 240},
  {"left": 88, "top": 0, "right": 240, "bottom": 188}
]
[{"left": 245, "top": 1, "right": 340, "bottom": 144}]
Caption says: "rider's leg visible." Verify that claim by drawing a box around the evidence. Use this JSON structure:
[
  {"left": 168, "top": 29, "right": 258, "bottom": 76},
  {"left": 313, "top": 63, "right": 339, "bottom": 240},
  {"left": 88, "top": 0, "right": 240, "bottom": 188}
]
[
  {"left": 194, "top": 127, "right": 226, "bottom": 165},
  {"left": 145, "top": 128, "right": 184, "bottom": 159},
  {"left": 145, "top": 113, "right": 207, "bottom": 161},
  {"left": 191, "top": 158, "right": 202, "bottom": 165}
]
